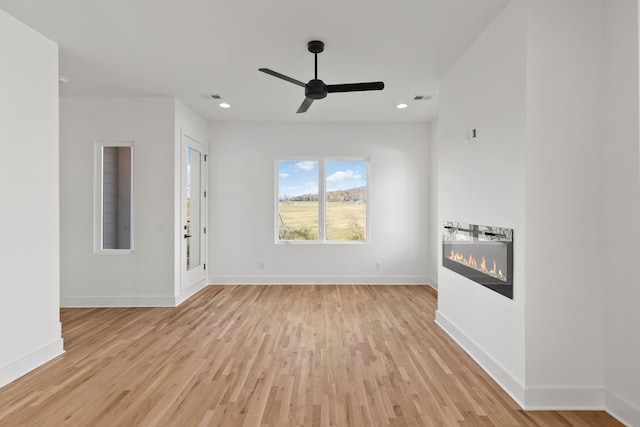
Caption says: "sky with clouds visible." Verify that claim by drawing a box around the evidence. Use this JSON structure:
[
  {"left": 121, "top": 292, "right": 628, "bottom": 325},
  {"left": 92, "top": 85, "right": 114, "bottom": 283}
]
[{"left": 278, "top": 160, "right": 367, "bottom": 198}]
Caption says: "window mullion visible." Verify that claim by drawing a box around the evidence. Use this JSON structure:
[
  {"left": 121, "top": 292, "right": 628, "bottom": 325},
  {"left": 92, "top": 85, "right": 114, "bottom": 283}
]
[{"left": 318, "top": 160, "right": 326, "bottom": 242}]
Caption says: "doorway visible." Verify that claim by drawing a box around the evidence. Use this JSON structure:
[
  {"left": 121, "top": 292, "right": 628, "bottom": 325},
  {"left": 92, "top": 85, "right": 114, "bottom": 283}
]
[{"left": 181, "top": 134, "right": 208, "bottom": 292}]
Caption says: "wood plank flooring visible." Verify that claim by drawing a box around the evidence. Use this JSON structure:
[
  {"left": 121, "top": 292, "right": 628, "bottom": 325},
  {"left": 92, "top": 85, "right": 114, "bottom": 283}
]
[{"left": 0, "top": 285, "right": 622, "bottom": 426}]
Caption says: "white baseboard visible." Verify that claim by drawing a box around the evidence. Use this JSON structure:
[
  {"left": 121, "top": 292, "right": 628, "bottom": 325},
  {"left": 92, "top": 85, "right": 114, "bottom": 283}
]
[
  {"left": 0, "top": 338, "right": 64, "bottom": 388},
  {"left": 175, "top": 279, "right": 209, "bottom": 306},
  {"left": 605, "top": 389, "right": 640, "bottom": 427},
  {"left": 524, "top": 387, "right": 603, "bottom": 410},
  {"left": 435, "top": 310, "right": 526, "bottom": 407},
  {"left": 210, "top": 276, "right": 429, "bottom": 285},
  {"left": 61, "top": 295, "right": 176, "bottom": 307},
  {"left": 59, "top": 279, "right": 426, "bottom": 306},
  {"left": 435, "top": 310, "right": 632, "bottom": 415}
]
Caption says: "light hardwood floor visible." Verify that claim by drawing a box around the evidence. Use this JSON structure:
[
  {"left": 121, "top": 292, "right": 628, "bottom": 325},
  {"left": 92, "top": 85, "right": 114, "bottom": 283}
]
[{"left": 0, "top": 286, "right": 622, "bottom": 426}]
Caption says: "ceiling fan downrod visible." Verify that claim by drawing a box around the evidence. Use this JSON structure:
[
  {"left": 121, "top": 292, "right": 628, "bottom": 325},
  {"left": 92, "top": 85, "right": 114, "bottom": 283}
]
[{"left": 307, "top": 40, "right": 324, "bottom": 80}]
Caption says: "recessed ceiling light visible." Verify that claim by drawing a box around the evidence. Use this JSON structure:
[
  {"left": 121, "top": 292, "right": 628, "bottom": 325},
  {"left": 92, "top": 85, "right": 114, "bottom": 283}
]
[
  {"left": 219, "top": 102, "right": 231, "bottom": 109},
  {"left": 397, "top": 103, "right": 408, "bottom": 109},
  {"left": 58, "top": 75, "right": 70, "bottom": 84}
]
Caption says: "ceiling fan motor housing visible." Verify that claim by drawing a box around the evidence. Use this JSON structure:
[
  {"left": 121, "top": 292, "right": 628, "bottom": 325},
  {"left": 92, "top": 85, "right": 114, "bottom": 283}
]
[
  {"left": 307, "top": 40, "right": 324, "bottom": 54},
  {"left": 305, "top": 79, "right": 328, "bottom": 99}
]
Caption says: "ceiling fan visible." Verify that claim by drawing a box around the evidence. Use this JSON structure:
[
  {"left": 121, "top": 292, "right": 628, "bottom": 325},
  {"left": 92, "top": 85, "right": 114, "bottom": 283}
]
[{"left": 259, "top": 40, "right": 385, "bottom": 114}]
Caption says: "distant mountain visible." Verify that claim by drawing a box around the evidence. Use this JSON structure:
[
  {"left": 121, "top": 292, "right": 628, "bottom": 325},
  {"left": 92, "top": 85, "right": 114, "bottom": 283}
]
[
  {"left": 327, "top": 186, "right": 365, "bottom": 202},
  {"left": 282, "top": 186, "right": 365, "bottom": 202}
]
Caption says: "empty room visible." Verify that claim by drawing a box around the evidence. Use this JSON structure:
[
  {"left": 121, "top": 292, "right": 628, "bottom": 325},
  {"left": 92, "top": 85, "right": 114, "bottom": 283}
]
[{"left": 1, "top": 0, "right": 639, "bottom": 426}]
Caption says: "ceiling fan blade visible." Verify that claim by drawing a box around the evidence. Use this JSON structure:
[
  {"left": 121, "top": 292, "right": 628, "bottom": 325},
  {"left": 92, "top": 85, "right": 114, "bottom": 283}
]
[
  {"left": 259, "top": 68, "right": 306, "bottom": 87},
  {"left": 297, "top": 97, "right": 314, "bottom": 114},
  {"left": 327, "top": 82, "right": 385, "bottom": 93}
]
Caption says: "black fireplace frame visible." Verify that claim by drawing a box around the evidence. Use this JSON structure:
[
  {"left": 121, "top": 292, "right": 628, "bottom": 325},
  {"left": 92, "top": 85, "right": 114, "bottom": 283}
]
[{"left": 442, "top": 222, "right": 513, "bottom": 299}]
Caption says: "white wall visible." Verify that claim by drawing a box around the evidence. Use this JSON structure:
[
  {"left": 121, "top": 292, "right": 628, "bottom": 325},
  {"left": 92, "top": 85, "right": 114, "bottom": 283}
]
[
  {"left": 208, "top": 122, "right": 431, "bottom": 284},
  {"left": 436, "top": 0, "right": 527, "bottom": 403},
  {"left": 60, "top": 97, "right": 177, "bottom": 306},
  {"left": 524, "top": 0, "right": 606, "bottom": 408},
  {"left": 602, "top": 0, "right": 640, "bottom": 424},
  {"left": 436, "top": 0, "right": 639, "bottom": 421},
  {"left": 0, "top": 10, "right": 64, "bottom": 387}
]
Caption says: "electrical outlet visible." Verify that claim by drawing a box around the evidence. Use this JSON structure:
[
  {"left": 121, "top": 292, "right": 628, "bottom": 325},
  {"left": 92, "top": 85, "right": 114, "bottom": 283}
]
[
  {"left": 375, "top": 262, "right": 381, "bottom": 270},
  {"left": 259, "top": 261, "right": 265, "bottom": 270}
]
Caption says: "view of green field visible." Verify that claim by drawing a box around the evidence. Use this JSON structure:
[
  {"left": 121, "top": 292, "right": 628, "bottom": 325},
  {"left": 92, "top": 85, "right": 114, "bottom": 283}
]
[{"left": 278, "top": 201, "right": 366, "bottom": 241}]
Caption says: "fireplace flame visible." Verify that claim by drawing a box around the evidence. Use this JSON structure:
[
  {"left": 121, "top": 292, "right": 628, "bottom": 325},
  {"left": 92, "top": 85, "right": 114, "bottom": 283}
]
[
  {"left": 468, "top": 253, "right": 477, "bottom": 269},
  {"left": 448, "top": 250, "right": 506, "bottom": 282},
  {"left": 450, "top": 249, "right": 465, "bottom": 263}
]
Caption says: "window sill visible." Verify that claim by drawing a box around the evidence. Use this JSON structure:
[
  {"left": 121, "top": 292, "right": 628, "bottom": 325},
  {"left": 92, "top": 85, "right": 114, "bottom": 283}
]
[
  {"left": 275, "top": 240, "right": 369, "bottom": 245},
  {"left": 94, "top": 249, "right": 135, "bottom": 255}
]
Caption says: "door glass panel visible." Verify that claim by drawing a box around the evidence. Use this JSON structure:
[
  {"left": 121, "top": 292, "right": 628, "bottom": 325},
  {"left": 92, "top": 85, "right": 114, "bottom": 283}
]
[{"left": 186, "top": 147, "right": 201, "bottom": 270}]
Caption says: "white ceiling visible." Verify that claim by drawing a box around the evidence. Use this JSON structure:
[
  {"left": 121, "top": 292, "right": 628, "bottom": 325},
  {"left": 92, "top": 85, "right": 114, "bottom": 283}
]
[{"left": 0, "top": 0, "right": 509, "bottom": 123}]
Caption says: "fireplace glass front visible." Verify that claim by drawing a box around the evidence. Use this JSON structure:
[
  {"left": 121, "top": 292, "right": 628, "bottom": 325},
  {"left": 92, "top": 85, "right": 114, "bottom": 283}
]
[{"left": 442, "top": 222, "right": 513, "bottom": 299}]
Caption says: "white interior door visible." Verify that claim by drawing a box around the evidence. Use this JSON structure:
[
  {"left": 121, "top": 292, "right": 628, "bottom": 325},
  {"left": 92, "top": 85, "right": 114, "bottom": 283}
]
[{"left": 181, "top": 134, "right": 207, "bottom": 291}]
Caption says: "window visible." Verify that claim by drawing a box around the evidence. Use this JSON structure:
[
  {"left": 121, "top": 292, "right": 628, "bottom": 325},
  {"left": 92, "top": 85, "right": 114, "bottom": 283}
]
[
  {"left": 277, "top": 158, "right": 368, "bottom": 242},
  {"left": 325, "top": 160, "right": 367, "bottom": 241},
  {"left": 95, "top": 142, "right": 134, "bottom": 253}
]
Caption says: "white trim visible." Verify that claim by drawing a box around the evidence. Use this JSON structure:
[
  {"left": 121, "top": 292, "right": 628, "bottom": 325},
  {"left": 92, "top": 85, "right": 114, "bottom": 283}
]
[
  {"left": 180, "top": 131, "right": 208, "bottom": 293},
  {"left": 61, "top": 295, "right": 176, "bottom": 308},
  {"left": 319, "top": 159, "right": 326, "bottom": 240},
  {"left": 425, "top": 276, "right": 438, "bottom": 289},
  {"left": 435, "top": 311, "right": 618, "bottom": 412},
  {"left": 175, "top": 278, "right": 209, "bottom": 306},
  {"left": 524, "top": 387, "right": 603, "bottom": 410},
  {"left": 210, "top": 276, "right": 429, "bottom": 285},
  {"left": 93, "top": 141, "right": 135, "bottom": 254},
  {"left": 275, "top": 157, "right": 370, "bottom": 244},
  {"left": 97, "top": 249, "right": 134, "bottom": 255},
  {"left": 0, "top": 338, "right": 64, "bottom": 388},
  {"left": 605, "top": 389, "right": 640, "bottom": 427},
  {"left": 435, "top": 310, "right": 526, "bottom": 407}
]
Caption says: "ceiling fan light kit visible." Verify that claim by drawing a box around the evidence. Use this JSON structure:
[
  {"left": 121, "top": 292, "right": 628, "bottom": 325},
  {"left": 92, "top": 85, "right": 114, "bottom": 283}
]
[{"left": 259, "top": 40, "right": 385, "bottom": 114}]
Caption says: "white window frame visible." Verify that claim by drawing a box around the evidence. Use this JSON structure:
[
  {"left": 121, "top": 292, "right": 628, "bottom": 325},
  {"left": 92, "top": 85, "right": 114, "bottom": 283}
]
[
  {"left": 275, "top": 157, "right": 370, "bottom": 244},
  {"left": 94, "top": 141, "right": 135, "bottom": 254}
]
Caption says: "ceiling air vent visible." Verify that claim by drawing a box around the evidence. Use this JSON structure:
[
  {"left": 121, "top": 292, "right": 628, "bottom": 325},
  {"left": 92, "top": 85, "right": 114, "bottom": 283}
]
[
  {"left": 414, "top": 95, "right": 433, "bottom": 101},
  {"left": 202, "top": 94, "right": 222, "bottom": 100}
]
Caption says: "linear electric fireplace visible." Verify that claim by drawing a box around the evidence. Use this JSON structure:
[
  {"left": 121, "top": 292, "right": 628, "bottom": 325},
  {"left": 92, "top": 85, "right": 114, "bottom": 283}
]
[{"left": 442, "top": 222, "right": 513, "bottom": 299}]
